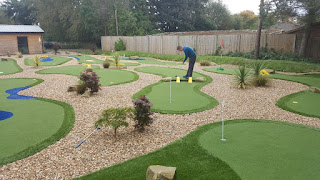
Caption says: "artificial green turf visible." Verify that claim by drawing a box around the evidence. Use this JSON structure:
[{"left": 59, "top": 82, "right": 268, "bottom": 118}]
[
  {"left": 24, "top": 55, "right": 72, "bottom": 66},
  {"left": 128, "top": 58, "right": 183, "bottom": 65},
  {"left": 199, "top": 120, "right": 320, "bottom": 180},
  {"left": 0, "top": 59, "right": 23, "bottom": 75},
  {"left": 36, "top": 65, "right": 139, "bottom": 86},
  {"left": 0, "top": 78, "right": 74, "bottom": 165},
  {"left": 276, "top": 90, "right": 320, "bottom": 118},
  {"left": 72, "top": 55, "right": 105, "bottom": 64},
  {"left": 133, "top": 67, "right": 218, "bottom": 114},
  {"left": 204, "top": 67, "right": 320, "bottom": 88},
  {"left": 76, "top": 121, "right": 241, "bottom": 180}
]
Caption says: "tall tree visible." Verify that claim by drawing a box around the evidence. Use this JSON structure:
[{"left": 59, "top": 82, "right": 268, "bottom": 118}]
[
  {"left": 1, "top": 0, "right": 37, "bottom": 25},
  {"left": 206, "top": 1, "right": 232, "bottom": 30},
  {"left": 255, "top": 0, "right": 265, "bottom": 59}
]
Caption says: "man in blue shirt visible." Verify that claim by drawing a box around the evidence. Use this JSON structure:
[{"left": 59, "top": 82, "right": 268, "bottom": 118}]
[{"left": 177, "top": 46, "right": 196, "bottom": 79}]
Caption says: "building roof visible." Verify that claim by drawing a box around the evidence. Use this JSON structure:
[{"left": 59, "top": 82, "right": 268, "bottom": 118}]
[
  {"left": 0, "top": 24, "right": 44, "bottom": 33},
  {"left": 268, "top": 23, "right": 301, "bottom": 32}
]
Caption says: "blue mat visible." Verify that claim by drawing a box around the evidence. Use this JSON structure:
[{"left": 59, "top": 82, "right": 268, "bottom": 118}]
[
  {"left": 41, "top": 57, "right": 54, "bottom": 62},
  {"left": 122, "top": 58, "right": 146, "bottom": 60},
  {"left": 0, "top": 111, "right": 13, "bottom": 121},
  {"left": 68, "top": 56, "right": 81, "bottom": 60},
  {"left": 5, "top": 86, "right": 38, "bottom": 100}
]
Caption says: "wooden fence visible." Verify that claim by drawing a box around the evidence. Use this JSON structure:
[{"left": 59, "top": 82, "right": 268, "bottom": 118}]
[{"left": 101, "top": 34, "right": 296, "bottom": 55}]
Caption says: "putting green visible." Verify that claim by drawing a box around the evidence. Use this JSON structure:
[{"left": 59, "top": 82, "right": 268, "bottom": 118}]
[
  {"left": 199, "top": 120, "right": 320, "bottom": 180},
  {"left": 0, "top": 59, "right": 23, "bottom": 75},
  {"left": 128, "top": 58, "right": 182, "bottom": 65},
  {"left": 277, "top": 90, "right": 320, "bottom": 118},
  {"left": 36, "top": 65, "right": 139, "bottom": 86},
  {"left": 204, "top": 67, "right": 320, "bottom": 88},
  {"left": 0, "top": 78, "right": 74, "bottom": 165},
  {"left": 24, "top": 55, "right": 72, "bottom": 66},
  {"left": 74, "top": 55, "right": 138, "bottom": 66},
  {"left": 134, "top": 67, "right": 218, "bottom": 114}
]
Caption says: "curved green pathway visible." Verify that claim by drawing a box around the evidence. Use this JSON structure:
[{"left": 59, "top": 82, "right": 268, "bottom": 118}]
[
  {"left": 0, "top": 59, "right": 23, "bottom": 75},
  {"left": 199, "top": 119, "right": 320, "bottom": 180},
  {"left": 277, "top": 90, "right": 320, "bottom": 118},
  {"left": 0, "top": 78, "right": 74, "bottom": 165},
  {"left": 36, "top": 65, "right": 139, "bottom": 86},
  {"left": 24, "top": 55, "right": 72, "bottom": 66},
  {"left": 134, "top": 67, "right": 218, "bottom": 114}
]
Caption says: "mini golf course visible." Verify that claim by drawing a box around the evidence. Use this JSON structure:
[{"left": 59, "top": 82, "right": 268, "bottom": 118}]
[
  {"left": 134, "top": 67, "right": 218, "bottom": 114},
  {"left": 124, "top": 58, "right": 182, "bottom": 66},
  {"left": 78, "top": 119, "right": 320, "bottom": 180},
  {"left": 36, "top": 65, "right": 139, "bottom": 86},
  {"left": 0, "top": 78, "right": 74, "bottom": 165},
  {"left": 24, "top": 55, "right": 72, "bottom": 66},
  {"left": 277, "top": 90, "right": 320, "bottom": 118},
  {"left": 0, "top": 59, "right": 23, "bottom": 75},
  {"left": 70, "top": 55, "right": 138, "bottom": 66}
]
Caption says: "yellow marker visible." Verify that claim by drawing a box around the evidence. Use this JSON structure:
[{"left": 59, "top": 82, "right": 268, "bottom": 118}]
[
  {"left": 176, "top": 77, "right": 180, "bottom": 83},
  {"left": 188, "top": 77, "right": 192, "bottom": 83},
  {"left": 293, "top": 101, "right": 298, "bottom": 104},
  {"left": 110, "top": 82, "right": 114, "bottom": 84}
]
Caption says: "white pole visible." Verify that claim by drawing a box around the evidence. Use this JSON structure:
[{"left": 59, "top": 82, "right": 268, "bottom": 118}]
[
  {"left": 221, "top": 100, "right": 226, "bottom": 141},
  {"left": 169, "top": 79, "right": 172, "bottom": 103}
]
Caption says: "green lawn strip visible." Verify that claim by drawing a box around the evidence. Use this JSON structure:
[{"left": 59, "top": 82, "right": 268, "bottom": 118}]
[
  {"left": 24, "top": 55, "right": 72, "bottom": 66},
  {"left": 76, "top": 121, "right": 240, "bottom": 180},
  {"left": 133, "top": 67, "right": 218, "bottom": 114},
  {"left": 199, "top": 119, "right": 320, "bottom": 180},
  {"left": 0, "top": 78, "right": 74, "bottom": 165},
  {"left": 72, "top": 55, "right": 105, "bottom": 64},
  {"left": 114, "top": 51, "right": 320, "bottom": 73},
  {"left": 276, "top": 90, "right": 320, "bottom": 118},
  {"left": 0, "top": 59, "right": 23, "bottom": 75},
  {"left": 108, "top": 61, "right": 140, "bottom": 67},
  {"left": 36, "top": 65, "right": 139, "bottom": 86},
  {"left": 128, "top": 58, "right": 183, "bottom": 66},
  {"left": 204, "top": 67, "right": 320, "bottom": 88}
]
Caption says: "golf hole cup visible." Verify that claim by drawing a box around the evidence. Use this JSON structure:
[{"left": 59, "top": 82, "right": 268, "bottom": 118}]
[
  {"left": 188, "top": 77, "right": 192, "bottom": 83},
  {"left": 176, "top": 76, "right": 180, "bottom": 83}
]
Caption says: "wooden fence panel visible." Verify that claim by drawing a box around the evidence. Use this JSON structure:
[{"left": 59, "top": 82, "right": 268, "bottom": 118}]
[
  {"left": 149, "top": 36, "right": 162, "bottom": 54},
  {"left": 135, "top": 36, "right": 148, "bottom": 52},
  {"left": 266, "top": 34, "right": 295, "bottom": 53},
  {"left": 239, "top": 34, "right": 256, "bottom": 53},
  {"left": 196, "top": 35, "right": 217, "bottom": 55},
  {"left": 162, "top": 36, "right": 179, "bottom": 55}
]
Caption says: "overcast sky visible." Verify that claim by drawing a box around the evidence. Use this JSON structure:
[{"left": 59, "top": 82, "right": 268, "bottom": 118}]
[{"left": 221, "top": 0, "right": 260, "bottom": 14}]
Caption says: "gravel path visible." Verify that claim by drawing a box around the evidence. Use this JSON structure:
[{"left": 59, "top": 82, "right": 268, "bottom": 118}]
[{"left": 0, "top": 54, "right": 319, "bottom": 179}]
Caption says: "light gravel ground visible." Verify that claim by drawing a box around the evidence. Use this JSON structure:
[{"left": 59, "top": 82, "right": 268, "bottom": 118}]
[{"left": 0, "top": 54, "right": 319, "bottom": 179}]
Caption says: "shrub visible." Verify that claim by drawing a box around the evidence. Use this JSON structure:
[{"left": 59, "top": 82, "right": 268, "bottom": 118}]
[
  {"left": 76, "top": 82, "right": 87, "bottom": 95},
  {"left": 33, "top": 55, "right": 41, "bottom": 67},
  {"left": 251, "top": 74, "right": 269, "bottom": 86},
  {"left": 114, "top": 38, "right": 126, "bottom": 51},
  {"left": 79, "top": 70, "right": 101, "bottom": 95},
  {"left": 113, "top": 52, "right": 120, "bottom": 68},
  {"left": 234, "top": 65, "right": 251, "bottom": 89},
  {"left": 252, "top": 61, "right": 265, "bottom": 76},
  {"left": 200, "top": 60, "right": 212, "bottom": 66},
  {"left": 95, "top": 107, "right": 134, "bottom": 137},
  {"left": 52, "top": 44, "right": 61, "bottom": 55},
  {"left": 103, "top": 62, "right": 110, "bottom": 68},
  {"left": 17, "top": 52, "right": 23, "bottom": 58},
  {"left": 133, "top": 95, "right": 154, "bottom": 131},
  {"left": 90, "top": 45, "right": 98, "bottom": 55}
]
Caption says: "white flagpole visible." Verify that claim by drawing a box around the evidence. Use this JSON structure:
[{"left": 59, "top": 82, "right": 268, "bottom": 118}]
[{"left": 221, "top": 100, "right": 226, "bottom": 141}]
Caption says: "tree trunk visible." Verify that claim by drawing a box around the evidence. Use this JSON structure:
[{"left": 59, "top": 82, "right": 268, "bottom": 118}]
[
  {"left": 298, "top": 29, "right": 310, "bottom": 57},
  {"left": 254, "top": 0, "right": 264, "bottom": 59}
]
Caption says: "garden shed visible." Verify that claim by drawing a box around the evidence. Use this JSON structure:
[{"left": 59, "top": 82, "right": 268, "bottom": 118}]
[{"left": 0, "top": 24, "right": 44, "bottom": 55}]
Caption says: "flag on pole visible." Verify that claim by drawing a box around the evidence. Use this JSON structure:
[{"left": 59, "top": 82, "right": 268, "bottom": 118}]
[{"left": 221, "top": 40, "right": 225, "bottom": 49}]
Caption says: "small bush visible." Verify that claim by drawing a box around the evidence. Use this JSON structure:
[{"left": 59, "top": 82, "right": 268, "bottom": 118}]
[
  {"left": 114, "top": 38, "right": 126, "bottom": 51},
  {"left": 133, "top": 95, "right": 154, "bottom": 131},
  {"left": 251, "top": 74, "right": 269, "bottom": 86},
  {"left": 95, "top": 107, "right": 134, "bottom": 137},
  {"left": 200, "top": 60, "right": 212, "bottom": 66},
  {"left": 79, "top": 70, "right": 101, "bottom": 95},
  {"left": 52, "top": 44, "right": 61, "bottom": 55},
  {"left": 234, "top": 65, "right": 251, "bottom": 89},
  {"left": 33, "top": 55, "right": 41, "bottom": 67},
  {"left": 113, "top": 52, "right": 120, "bottom": 67},
  {"left": 90, "top": 45, "right": 98, "bottom": 55},
  {"left": 76, "top": 83, "right": 87, "bottom": 95},
  {"left": 17, "top": 52, "right": 23, "bottom": 58},
  {"left": 103, "top": 62, "right": 110, "bottom": 68}
]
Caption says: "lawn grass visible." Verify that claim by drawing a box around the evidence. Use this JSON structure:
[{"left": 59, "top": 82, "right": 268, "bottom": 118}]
[
  {"left": 36, "top": 65, "right": 139, "bottom": 86},
  {"left": 124, "top": 58, "right": 183, "bottom": 66},
  {"left": 0, "top": 59, "right": 23, "bottom": 75},
  {"left": 133, "top": 67, "right": 218, "bottom": 114},
  {"left": 200, "top": 119, "right": 320, "bottom": 180},
  {"left": 276, "top": 90, "right": 320, "bottom": 118},
  {"left": 0, "top": 78, "right": 74, "bottom": 165},
  {"left": 24, "top": 55, "right": 72, "bottom": 66}
]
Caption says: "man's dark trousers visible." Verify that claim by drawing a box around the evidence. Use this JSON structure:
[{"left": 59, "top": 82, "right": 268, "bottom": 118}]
[{"left": 187, "top": 55, "right": 196, "bottom": 77}]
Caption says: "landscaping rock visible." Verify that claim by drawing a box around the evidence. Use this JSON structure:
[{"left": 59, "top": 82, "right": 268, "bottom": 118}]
[
  {"left": 146, "top": 165, "right": 176, "bottom": 180},
  {"left": 129, "top": 56, "right": 140, "bottom": 60},
  {"left": 195, "top": 77, "right": 205, "bottom": 82},
  {"left": 161, "top": 77, "right": 172, "bottom": 82},
  {"left": 310, "top": 87, "right": 320, "bottom": 93},
  {"left": 67, "top": 85, "right": 77, "bottom": 92}
]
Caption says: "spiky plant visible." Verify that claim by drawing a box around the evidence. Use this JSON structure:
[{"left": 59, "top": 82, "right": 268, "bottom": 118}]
[
  {"left": 252, "top": 61, "right": 265, "bottom": 76},
  {"left": 33, "top": 55, "right": 41, "bottom": 67},
  {"left": 113, "top": 52, "right": 120, "bottom": 68},
  {"left": 234, "top": 65, "right": 251, "bottom": 89},
  {"left": 17, "top": 52, "right": 23, "bottom": 58}
]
